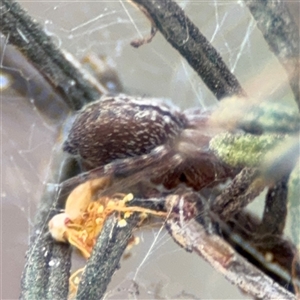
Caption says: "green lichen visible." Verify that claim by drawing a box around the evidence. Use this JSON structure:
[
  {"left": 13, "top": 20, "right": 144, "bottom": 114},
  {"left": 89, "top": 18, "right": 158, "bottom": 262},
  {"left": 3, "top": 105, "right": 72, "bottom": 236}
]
[{"left": 209, "top": 132, "right": 282, "bottom": 168}]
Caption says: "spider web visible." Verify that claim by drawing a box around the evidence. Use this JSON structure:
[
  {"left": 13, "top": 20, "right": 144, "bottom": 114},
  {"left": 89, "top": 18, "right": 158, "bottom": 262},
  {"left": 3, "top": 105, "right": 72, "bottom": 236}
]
[{"left": 1, "top": 1, "right": 298, "bottom": 299}]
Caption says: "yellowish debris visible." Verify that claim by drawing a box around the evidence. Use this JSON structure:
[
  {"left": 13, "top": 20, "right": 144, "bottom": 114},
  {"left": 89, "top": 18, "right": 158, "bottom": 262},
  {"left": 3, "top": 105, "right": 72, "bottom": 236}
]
[{"left": 48, "top": 177, "right": 166, "bottom": 298}]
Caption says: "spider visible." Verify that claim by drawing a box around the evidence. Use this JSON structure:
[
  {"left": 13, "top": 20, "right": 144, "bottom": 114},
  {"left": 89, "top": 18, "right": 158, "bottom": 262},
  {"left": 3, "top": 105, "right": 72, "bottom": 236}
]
[
  {"left": 58, "top": 92, "right": 299, "bottom": 196},
  {"left": 61, "top": 94, "right": 235, "bottom": 190},
  {"left": 49, "top": 91, "right": 300, "bottom": 297}
]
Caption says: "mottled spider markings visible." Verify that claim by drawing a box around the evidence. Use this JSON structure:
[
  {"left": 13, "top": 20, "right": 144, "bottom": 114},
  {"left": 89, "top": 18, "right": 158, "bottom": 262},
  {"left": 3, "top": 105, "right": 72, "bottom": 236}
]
[
  {"left": 63, "top": 94, "right": 234, "bottom": 190},
  {"left": 64, "top": 95, "right": 187, "bottom": 166}
]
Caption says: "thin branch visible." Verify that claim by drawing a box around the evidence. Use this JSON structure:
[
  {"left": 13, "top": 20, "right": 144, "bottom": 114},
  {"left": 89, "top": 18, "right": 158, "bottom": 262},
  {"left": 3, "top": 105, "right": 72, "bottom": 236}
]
[
  {"left": 165, "top": 195, "right": 296, "bottom": 300},
  {"left": 20, "top": 235, "right": 71, "bottom": 300},
  {"left": 244, "top": 0, "right": 300, "bottom": 110},
  {"left": 20, "top": 155, "right": 78, "bottom": 299},
  {"left": 130, "top": 0, "right": 246, "bottom": 100},
  {"left": 1, "top": 0, "right": 105, "bottom": 110},
  {"left": 76, "top": 214, "right": 139, "bottom": 299}
]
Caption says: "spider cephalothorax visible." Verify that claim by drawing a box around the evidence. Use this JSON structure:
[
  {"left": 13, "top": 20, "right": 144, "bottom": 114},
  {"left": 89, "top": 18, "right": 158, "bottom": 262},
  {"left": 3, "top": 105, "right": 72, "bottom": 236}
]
[{"left": 63, "top": 94, "right": 234, "bottom": 190}]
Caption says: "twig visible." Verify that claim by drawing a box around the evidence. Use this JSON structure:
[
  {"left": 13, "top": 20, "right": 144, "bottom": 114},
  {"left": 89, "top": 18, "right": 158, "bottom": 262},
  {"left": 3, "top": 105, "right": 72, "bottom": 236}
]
[
  {"left": 76, "top": 214, "right": 139, "bottom": 299},
  {"left": 169, "top": 218, "right": 296, "bottom": 299},
  {"left": 165, "top": 194, "right": 297, "bottom": 299},
  {"left": 244, "top": 0, "right": 300, "bottom": 110},
  {"left": 0, "top": 0, "right": 104, "bottom": 110},
  {"left": 20, "top": 155, "right": 78, "bottom": 299},
  {"left": 130, "top": 0, "right": 246, "bottom": 100},
  {"left": 20, "top": 234, "right": 71, "bottom": 300}
]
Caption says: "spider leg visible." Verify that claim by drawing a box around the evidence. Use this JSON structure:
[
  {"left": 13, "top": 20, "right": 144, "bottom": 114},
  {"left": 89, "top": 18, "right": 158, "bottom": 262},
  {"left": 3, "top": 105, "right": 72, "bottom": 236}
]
[
  {"left": 257, "top": 175, "right": 289, "bottom": 236},
  {"left": 59, "top": 144, "right": 181, "bottom": 199},
  {"left": 210, "top": 168, "right": 264, "bottom": 221}
]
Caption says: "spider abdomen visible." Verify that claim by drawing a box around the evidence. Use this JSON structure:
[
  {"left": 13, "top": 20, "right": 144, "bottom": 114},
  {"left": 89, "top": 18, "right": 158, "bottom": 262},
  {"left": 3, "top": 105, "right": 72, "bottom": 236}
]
[{"left": 63, "top": 95, "right": 187, "bottom": 168}]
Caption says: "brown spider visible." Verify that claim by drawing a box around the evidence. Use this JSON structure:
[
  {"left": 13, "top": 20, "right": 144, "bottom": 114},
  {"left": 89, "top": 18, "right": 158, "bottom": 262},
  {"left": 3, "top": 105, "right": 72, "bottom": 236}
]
[
  {"left": 60, "top": 93, "right": 299, "bottom": 204},
  {"left": 50, "top": 92, "right": 299, "bottom": 298},
  {"left": 62, "top": 94, "right": 236, "bottom": 191}
]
